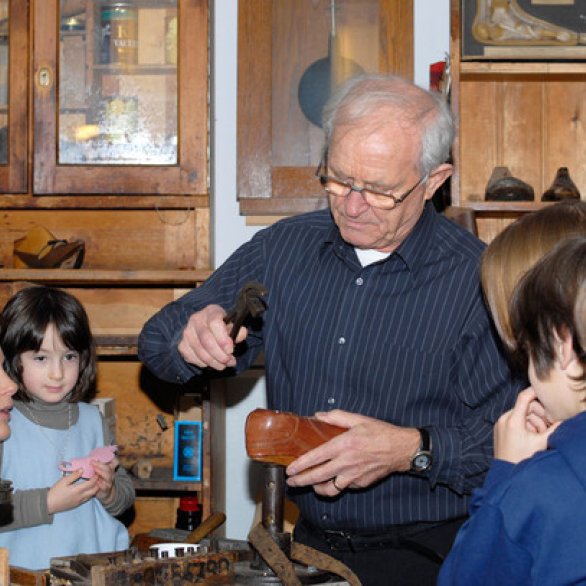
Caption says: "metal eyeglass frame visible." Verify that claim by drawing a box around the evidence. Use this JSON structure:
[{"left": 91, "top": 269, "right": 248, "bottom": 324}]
[{"left": 315, "top": 156, "right": 427, "bottom": 210}]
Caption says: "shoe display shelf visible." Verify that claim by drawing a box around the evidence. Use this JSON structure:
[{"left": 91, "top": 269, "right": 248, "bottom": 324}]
[{"left": 450, "top": 0, "right": 586, "bottom": 242}]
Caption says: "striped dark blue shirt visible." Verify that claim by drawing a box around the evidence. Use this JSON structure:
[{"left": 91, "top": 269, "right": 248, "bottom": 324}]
[{"left": 138, "top": 203, "right": 523, "bottom": 530}]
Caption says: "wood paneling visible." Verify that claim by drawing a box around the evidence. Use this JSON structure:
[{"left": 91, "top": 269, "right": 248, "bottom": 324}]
[
  {"left": 0, "top": 208, "right": 209, "bottom": 269},
  {"left": 458, "top": 74, "right": 586, "bottom": 204}
]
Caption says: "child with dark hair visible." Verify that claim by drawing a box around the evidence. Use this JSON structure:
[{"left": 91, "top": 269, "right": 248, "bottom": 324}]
[
  {"left": 0, "top": 286, "right": 134, "bottom": 570},
  {"left": 439, "top": 236, "right": 586, "bottom": 585}
]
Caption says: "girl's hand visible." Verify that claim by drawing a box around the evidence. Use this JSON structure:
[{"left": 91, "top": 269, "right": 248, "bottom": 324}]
[
  {"left": 47, "top": 469, "right": 99, "bottom": 514},
  {"left": 93, "top": 457, "right": 118, "bottom": 505},
  {"left": 494, "top": 388, "right": 561, "bottom": 464}
]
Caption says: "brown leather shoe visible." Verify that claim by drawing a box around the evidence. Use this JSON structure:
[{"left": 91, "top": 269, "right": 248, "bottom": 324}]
[
  {"left": 485, "top": 167, "right": 534, "bottom": 201},
  {"left": 13, "top": 226, "right": 85, "bottom": 269},
  {"left": 542, "top": 167, "right": 581, "bottom": 201},
  {"left": 245, "top": 408, "right": 346, "bottom": 466}
]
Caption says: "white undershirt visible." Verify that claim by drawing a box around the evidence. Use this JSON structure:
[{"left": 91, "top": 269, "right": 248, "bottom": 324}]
[{"left": 355, "top": 248, "right": 391, "bottom": 267}]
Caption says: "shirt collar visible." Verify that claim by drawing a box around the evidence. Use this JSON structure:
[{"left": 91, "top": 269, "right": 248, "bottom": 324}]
[
  {"left": 392, "top": 202, "right": 439, "bottom": 271},
  {"left": 322, "top": 203, "right": 439, "bottom": 272}
]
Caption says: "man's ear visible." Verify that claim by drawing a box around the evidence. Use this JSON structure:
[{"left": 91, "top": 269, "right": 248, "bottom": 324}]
[{"left": 423, "top": 163, "right": 453, "bottom": 202}]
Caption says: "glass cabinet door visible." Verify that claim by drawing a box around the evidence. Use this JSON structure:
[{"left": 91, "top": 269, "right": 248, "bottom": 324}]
[
  {"left": 237, "top": 0, "right": 413, "bottom": 216},
  {"left": 0, "top": 0, "right": 28, "bottom": 193},
  {"left": 34, "top": 0, "right": 208, "bottom": 198}
]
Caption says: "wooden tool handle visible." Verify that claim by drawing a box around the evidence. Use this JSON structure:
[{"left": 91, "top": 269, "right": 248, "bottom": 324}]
[{"left": 185, "top": 512, "right": 226, "bottom": 544}]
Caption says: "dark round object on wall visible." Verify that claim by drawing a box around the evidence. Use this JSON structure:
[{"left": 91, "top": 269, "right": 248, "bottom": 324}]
[{"left": 298, "top": 56, "right": 364, "bottom": 128}]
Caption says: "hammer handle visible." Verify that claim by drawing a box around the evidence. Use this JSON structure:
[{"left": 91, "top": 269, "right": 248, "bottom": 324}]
[{"left": 185, "top": 511, "right": 226, "bottom": 544}]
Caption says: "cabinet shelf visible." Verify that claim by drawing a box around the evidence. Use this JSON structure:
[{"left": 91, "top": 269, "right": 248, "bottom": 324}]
[
  {"left": 0, "top": 268, "right": 211, "bottom": 286},
  {"left": 460, "top": 61, "right": 586, "bottom": 76},
  {"left": 92, "top": 64, "right": 177, "bottom": 75},
  {"left": 129, "top": 466, "right": 200, "bottom": 493},
  {"left": 457, "top": 201, "right": 556, "bottom": 213}
]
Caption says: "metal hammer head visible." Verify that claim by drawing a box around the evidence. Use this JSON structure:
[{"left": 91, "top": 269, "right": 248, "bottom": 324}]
[{"left": 224, "top": 281, "right": 268, "bottom": 340}]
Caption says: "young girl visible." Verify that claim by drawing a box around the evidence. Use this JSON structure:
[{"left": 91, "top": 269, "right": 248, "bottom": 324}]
[
  {"left": 0, "top": 286, "right": 135, "bottom": 570},
  {"left": 439, "top": 235, "right": 586, "bottom": 584}
]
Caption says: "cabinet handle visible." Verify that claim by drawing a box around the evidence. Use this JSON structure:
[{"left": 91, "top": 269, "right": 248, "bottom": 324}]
[{"left": 37, "top": 67, "right": 53, "bottom": 88}]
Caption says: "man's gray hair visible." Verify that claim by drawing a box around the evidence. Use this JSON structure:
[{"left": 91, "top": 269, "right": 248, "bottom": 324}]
[{"left": 321, "top": 73, "right": 456, "bottom": 177}]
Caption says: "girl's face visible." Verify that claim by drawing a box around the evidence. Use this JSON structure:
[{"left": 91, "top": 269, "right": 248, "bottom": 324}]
[
  {"left": 20, "top": 324, "right": 80, "bottom": 404},
  {"left": 0, "top": 347, "right": 17, "bottom": 440}
]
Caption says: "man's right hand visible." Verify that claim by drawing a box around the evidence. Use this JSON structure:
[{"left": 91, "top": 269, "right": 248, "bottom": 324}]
[{"left": 178, "top": 304, "right": 248, "bottom": 370}]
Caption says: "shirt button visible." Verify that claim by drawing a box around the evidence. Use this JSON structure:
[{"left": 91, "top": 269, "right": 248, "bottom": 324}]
[
  {"left": 355, "top": 277, "right": 364, "bottom": 286},
  {"left": 321, "top": 514, "right": 329, "bottom": 521},
  {"left": 327, "top": 397, "right": 335, "bottom": 405},
  {"left": 338, "top": 337, "right": 346, "bottom": 345}
]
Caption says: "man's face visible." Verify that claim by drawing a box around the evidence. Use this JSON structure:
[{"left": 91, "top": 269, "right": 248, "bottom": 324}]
[{"left": 327, "top": 114, "right": 446, "bottom": 253}]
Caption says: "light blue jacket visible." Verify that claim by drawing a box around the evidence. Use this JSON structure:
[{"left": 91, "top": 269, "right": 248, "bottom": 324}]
[{"left": 0, "top": 403, "right": 128, "bottom": 570}]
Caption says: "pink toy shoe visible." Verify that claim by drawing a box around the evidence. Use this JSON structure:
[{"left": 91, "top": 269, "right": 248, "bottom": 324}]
[{"left": 59, "top": 445, "right": 118, "bottom": 479}]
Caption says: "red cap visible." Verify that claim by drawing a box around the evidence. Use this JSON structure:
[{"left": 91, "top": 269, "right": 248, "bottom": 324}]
[{"left": 179, "top": 496, "right": 200, "bottom": 511}]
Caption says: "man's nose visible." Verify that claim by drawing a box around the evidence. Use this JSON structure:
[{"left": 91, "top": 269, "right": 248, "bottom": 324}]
[{"left": 345, "top": 186, "right": 370, "bottom": 215}]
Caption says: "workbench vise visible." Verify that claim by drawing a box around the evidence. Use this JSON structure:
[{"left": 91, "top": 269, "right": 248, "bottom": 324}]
[{"left": 244, "top": 409, "right": 360, "bottom": 586}]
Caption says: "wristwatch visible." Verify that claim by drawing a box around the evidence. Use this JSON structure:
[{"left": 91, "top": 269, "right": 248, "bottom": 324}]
[{"left": 410, "top": 428, "right": 433, "bottom": 473}]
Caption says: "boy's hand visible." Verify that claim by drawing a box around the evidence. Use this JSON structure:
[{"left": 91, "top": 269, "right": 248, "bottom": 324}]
[
  {"left": 47, "top": 470, "right": 99, "bottom": 514},
  {"left": 93, "top": 457, "right": 118, "bottom": 505},
  {"left": 494, "top": 387, "right": 561, "bottom": 464}
]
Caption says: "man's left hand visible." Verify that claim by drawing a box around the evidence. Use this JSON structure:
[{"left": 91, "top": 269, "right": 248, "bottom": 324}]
[{"left": 285, "top": 409, "right": 421, "bottom": 497}]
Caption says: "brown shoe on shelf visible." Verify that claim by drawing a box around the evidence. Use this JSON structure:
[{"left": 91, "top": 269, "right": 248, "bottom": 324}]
[
  {"left": 541, "top": 167, "right": 581, "bottom": 202},
  {"left": 485, "top": 166, "right": 534, "bottom": 201},
  {"left": 13, "top": 225, "right": 85, "bottom": 269},
  {"left": 245, "top": 408, "right": 346, "bottom": 466}
]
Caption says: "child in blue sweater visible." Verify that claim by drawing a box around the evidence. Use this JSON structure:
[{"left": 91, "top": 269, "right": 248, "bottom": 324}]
[{"left": 439, "top": 235, "right": 586, "bottom": 585}]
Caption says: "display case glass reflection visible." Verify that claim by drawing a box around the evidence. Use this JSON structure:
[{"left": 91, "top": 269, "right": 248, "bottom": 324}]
[
  {"left": 0, "top": 0, "right": 9, "bottom": 165},
  {"left": 58, "top": 0, "right": 178, "bottom": 165}
]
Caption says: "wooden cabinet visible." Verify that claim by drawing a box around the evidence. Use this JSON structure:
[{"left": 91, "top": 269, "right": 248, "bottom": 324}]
[
  {"left": 2, "top": 0, "right": 208, "bottom": 207},
  {"left": 237, "top": 0, "right": 414, "bottom": 217},
  {"left": 0, "top": 0, "right": 27, "bottom": 193},
  {"left": 0, "top": 0, "right": 216, "bottom": 539},
  {"left": 450, "top": 0, "right": 585, "bottom": 242}
]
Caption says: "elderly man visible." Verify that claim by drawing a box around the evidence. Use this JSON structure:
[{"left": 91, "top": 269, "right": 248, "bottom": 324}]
[{"left": 138, "top": 74, "right": 522, "bottom": 585}]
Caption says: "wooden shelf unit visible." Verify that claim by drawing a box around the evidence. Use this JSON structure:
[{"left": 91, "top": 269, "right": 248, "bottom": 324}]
[{"left": 450, "top": 0, "right": 586, "bottom": 242}]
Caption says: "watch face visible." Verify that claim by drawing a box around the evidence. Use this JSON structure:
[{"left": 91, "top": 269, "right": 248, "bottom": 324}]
[{"left": 413, "top": 452, "right": 432, "bottom": 472}]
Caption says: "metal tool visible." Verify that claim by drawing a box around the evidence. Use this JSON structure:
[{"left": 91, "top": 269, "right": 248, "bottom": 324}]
[{"left": 223, "top": 281, "right": 268, "bottom": 341}]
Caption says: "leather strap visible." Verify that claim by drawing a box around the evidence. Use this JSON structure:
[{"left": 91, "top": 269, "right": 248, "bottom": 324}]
[{"left": 248, "top": 523, "right": 361, "bottom": 586}]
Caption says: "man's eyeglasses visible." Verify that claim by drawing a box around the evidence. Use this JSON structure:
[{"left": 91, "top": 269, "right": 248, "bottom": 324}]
[{"left": 316, "top": 158, "right": 427, "bottom": 211}]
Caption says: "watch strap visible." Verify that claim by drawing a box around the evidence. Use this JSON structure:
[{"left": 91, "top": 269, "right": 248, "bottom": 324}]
[{"left": 418, "top": 427, "right": 431, "bottom": 451}]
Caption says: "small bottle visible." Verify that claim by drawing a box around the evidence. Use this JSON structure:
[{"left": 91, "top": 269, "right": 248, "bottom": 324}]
[
  {"left": 165, "top": 16, "right": 178, "bottom": 65},
  {"left": 175, "top": 495, "right": 202, "bottom": 531}
]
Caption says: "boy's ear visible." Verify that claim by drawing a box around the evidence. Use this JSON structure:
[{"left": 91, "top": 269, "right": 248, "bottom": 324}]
[{"left": 558, "top": 329, "right": 577, "bottom": 370}]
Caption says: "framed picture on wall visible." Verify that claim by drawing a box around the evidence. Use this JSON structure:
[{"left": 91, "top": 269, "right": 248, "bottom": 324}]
[{"left": 461, "top": 0, "right": 586, "bottom": 60}]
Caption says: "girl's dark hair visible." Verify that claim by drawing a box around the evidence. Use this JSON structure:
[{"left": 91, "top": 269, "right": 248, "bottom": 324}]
[
  {"left": 0, "top": 286, "right": 96, "bottom": 402},
  {"left": 509, "top": 236, "right": 586, "bottom": 388}
]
